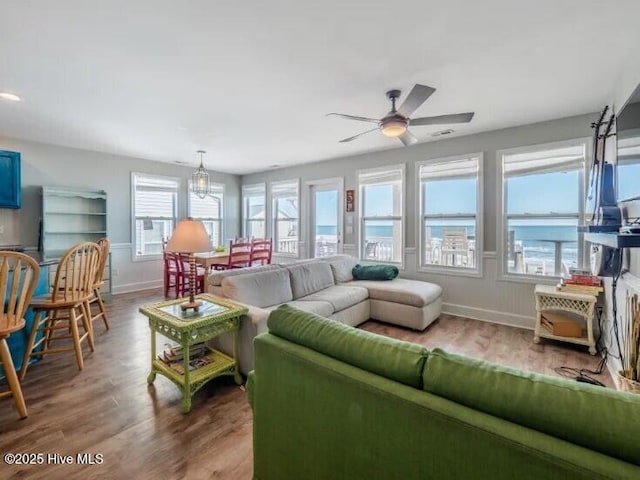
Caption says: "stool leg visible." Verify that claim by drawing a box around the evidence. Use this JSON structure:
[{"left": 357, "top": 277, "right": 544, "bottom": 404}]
[
  {"left": 0, "top": 338, "right": 27, "bottom": 419},
  {"left": 69, "top": 307, "right": 84, "bottom": 371},
  {"left": 95, "top": 289, "right": 109, "bottom": 330},
  {"left": 20, "top": 310, "right": 43, "bottom": 380}
]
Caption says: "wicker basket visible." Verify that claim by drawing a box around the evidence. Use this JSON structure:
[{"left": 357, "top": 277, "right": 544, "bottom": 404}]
[{"left": 617, "top": 370, "right": 640, "bottom": 393}]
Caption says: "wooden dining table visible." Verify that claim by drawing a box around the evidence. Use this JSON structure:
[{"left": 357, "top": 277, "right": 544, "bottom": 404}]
[{"left": 194, "top": 251, "right": 230, "bottom": 269}]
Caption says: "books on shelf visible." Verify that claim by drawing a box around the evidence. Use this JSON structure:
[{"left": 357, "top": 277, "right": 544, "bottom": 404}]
[
  {"left": 556, "top": 273, "right": 603, "bottom": 295},
  {"left": 157, "top": 342, "right": 214, "bottom": 374}
]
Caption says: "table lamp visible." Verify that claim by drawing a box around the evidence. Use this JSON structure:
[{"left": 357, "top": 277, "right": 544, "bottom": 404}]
[{"left": 166, "top": 218, "right": 213, "bottom": 312}]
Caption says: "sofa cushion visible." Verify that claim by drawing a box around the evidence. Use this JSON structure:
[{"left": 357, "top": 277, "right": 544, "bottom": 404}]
[
  {"left": 287, "top": 262, "right": 335, "bottom": 299},
  {"left": 349, "top": 278, "right": 441, "bottom": 308},
  {"left": 423, "top": 348, "right": 640, "bottom": 466},
  {"left": 221, "top": 268, "right": 293, "bottom": 308},
  {"left": 265, "top": 300, "right": 334, "bottom": 318},
  {"left": 208, "top": 264, "right": 281, "bottom": 286},
  {"left": 267, "top": 304, "right": 429, "bottom": 388},
  {"left": 299, "top": 285, "right": 368, "bottom": 312},
  {"left": 321, "top": 254, "right": 358, "bottom": 283}
]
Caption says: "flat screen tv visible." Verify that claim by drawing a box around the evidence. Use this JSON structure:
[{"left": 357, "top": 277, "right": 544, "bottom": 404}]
[{"left": 616, "top": 84, "right": 640, "bottom": 202}]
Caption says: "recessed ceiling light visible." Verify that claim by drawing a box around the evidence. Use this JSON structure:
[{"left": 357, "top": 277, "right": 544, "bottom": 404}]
[
  {"left": 432, "top": 129, "right": 454, "bottom": 137},
  {"left": 0, "top": 92, "right": 21, "bottom": 102},
  {"left": 269, "top": 164, "right": 280, "bottom": 169},
  {"left": 174, "top": 160, "right": 188, "bottom": 165}
]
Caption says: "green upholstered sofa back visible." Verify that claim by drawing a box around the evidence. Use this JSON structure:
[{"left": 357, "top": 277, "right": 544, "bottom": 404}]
[
  {"left": 267, "top": 304, "right": 428, "bottom": 388},
  {"left": 423, "top": 348, "right": 640, "bottom": 466}
]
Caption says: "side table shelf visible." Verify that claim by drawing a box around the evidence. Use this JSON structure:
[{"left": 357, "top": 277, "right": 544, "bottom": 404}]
[
  {"left": 139, "top": 294, "right": 248, "bottom": 413},
  {"left": 533, "top": 284, "right": 598, "bottom": 355}
]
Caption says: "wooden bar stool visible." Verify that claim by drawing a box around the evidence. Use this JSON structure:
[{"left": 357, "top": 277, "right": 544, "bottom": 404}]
[
  {"left": 88, "top": 237, "right": 110, "bottom": 331},
  {"left": 0, "top": 251, "right": 40, "bottom": 419},
  {"left": 20, "top": 242, "right": 101, "bottom": 379}
]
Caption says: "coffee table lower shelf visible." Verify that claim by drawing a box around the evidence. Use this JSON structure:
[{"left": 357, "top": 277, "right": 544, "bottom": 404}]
[{"left": 148, "top": 348, "right": 240, "bottom": 413}]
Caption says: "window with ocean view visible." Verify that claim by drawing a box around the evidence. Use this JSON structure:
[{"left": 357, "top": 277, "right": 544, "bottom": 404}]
[
  {"left": 500, "top": 141, "right": 586, "bottom": 277},
  {"left": 419, "top": 154, "right": 482, "bottom": 273},
  {"left": 271, "top": 180, "right": 299, "bottom": 256},
  {"left": 242, "top": 183, "right": 266, "bottom": 239},
  {"left": 358, "top": 165, "right": 404, "bottom": 264},
  {"left": 189, "top": 182, "right": 223, "bottom": 247}
]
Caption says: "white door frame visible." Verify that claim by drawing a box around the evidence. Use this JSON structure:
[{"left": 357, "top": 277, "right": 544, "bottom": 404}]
[{"left": 306, "top": 177, "right": 344, "bottom": 257}]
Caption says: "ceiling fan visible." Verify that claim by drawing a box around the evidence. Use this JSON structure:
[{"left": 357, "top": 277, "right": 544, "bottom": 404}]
[{"left": 327, "top": 84, "right": 474, "bottom": 146}]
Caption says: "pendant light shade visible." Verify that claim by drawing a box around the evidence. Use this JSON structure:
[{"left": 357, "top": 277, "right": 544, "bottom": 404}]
[{"left": 192, "top": 150, "right": 211, "bottom": 199}]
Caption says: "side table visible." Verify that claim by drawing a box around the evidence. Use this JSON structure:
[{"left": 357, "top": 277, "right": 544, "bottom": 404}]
[
  {"left": 139, "top": 293, "right": 248, "bottom": 413},
  {"left": 533, "top": 284, "right": 598, "bottom": 355}
]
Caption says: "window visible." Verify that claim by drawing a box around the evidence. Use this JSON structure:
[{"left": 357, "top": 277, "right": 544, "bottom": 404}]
[
  {"left": 132, "top": 173, "right": 179, "bottom": 258},
  {"left": 500, "top": 141, "right": 586, "bottom": 278},
  {"left": 242, "top": 183, "right": 266, "bottom": 239},
  {"left": 188, "top": 182, "right": 224, "bottom": 247},
  {"left": 419, "top": 154, "right": 482, "bottom": 274},
  {"left": 271, "top": 180, "right": 299, "bottom": 256},
  {"left": 357, "top": 165, "right": 404, "bottom": 264}
]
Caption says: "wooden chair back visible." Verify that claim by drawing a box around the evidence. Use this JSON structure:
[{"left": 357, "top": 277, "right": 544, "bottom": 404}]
[
  {"left": 441, "top": 227, "right": 468, "bottom": 251},
  {"left": 52, "top": 242, "right": 101, "bottom": 303},
  {"left": 0, "top": 252, "right": 40, "bottom": 333},
  {"left": 251, "top": 238, "right": 272, "bottom": 265},
  {"left": 227, "top": 240, "right": 253, "bottom": 268},
  {"left": 164, "top": 252, "right": 183, "bottom": 273},
  {"left": 94, "top": 237, "right": 111, "bottom": 288}
]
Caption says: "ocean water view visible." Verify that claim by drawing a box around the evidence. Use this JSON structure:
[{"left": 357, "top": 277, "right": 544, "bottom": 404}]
[{"left": 316, "top": 224, "right": 579, "bottom": 268}]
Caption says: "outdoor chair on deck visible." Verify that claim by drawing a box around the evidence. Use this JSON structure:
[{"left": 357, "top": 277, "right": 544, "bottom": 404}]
[{"left": 440, "top": 228, "right": 469, "bottom": 267}]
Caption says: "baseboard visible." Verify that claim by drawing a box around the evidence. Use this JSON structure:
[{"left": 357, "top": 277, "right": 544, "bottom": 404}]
[
  {"left": 442, "top": 302, "right": 535, "bottom": 330},
  {"left": 112, "top": 279, "right": 163, "bottom": 295}
]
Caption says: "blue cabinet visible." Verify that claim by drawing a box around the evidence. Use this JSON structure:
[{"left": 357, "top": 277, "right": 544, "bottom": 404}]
[{"left": 0, "top": 150, "right": 21, "bottom": 208}]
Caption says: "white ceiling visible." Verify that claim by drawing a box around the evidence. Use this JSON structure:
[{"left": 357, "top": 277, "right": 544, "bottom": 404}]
[{"left": 1, "top": 0, "right": 640, "bottom": 174}]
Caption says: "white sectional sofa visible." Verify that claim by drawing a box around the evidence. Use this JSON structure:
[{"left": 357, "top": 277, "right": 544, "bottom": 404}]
[{"left": 207, "top": 255, "right": 442, "bottom": 374}]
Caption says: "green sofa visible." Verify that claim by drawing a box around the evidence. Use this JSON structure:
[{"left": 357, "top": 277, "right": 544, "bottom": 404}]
[{"left": 248, "top": 305, "right": 640, "bottom": 480}]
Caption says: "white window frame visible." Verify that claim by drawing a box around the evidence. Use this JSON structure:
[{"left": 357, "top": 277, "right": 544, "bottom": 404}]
[
  {"left": 497, "top": 138, "right": 589, "bottom": 283},
  {"left": 188, "top": 181, "right": 224, "bottom": 247},
  {"left": 131, "top": 172, "right": 179, "bottom": 261},
  {"left": 271, "top": 179, "right": 300, "bottom": 258},
  {"left": 416, "top": 153, "right": 483, "bottom": 278},
  {"left": 357, "top": 164, "right": 405, "bottom": 267},
  {"left": 242, "top": 183, "right": 267, "bottom": 239}
]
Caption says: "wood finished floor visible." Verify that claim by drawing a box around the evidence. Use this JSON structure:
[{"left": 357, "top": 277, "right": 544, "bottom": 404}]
[{"left": 0, "top": 289, "right": 612, "bottom": 479}]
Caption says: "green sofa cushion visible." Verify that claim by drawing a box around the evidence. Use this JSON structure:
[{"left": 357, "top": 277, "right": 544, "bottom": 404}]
[
  {"left": 352, "top": 264, "right": 399, "bottom": 280},
  {"left": 267, "top": 304, "right": 428, "bottom": 388},
  {"left": 423, "top": 348, "right": 640, "bottom": 466}
]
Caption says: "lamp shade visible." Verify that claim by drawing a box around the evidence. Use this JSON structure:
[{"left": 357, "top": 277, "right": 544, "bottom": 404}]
[{"left": 166, "top": 218, "right": 213, "bottom": 253}]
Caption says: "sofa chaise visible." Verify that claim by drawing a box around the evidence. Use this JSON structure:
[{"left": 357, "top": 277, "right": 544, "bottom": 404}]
[
  {"left": 248, "top": 304, "right": 640, "bottom": 480},
  {"left": 207, "top": 255, "right": 442, "bottom": 374}
]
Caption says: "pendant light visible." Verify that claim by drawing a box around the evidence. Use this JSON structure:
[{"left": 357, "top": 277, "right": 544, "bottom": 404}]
[{"left": 191, "top": 150, "right": 211, "bottom": 199}]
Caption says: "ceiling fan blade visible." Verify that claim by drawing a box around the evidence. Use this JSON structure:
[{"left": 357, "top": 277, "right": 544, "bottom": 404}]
[
  {"left": 410, "top": 112, "right": 475, "bottom": 126},
  {"left": 397, "top": 84, "right": 436, "bottom": 117},
  {"left": 339, "top": 128, "right": 379, "bottom": 143},
  {"left": 398, "top": 130, "right": 418, "bottom": 146},
  {"left": 327, "top": 113, "right": 380, "bottom": 124}
]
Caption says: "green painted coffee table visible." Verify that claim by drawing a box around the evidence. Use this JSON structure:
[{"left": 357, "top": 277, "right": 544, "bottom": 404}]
[{"left": 139, "top": 293, "right": 248, "bottom": 413}]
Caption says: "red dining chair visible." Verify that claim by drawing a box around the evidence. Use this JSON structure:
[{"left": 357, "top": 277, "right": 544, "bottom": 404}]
[
  {"left": 251, "top": 238, "right": 272, "bottom": 266},
  {"left": 163, "top": 252, "right": 182, "bottom": 298},
  {"left": 222, "top": 240, "right": 253, "bottom": 269}
]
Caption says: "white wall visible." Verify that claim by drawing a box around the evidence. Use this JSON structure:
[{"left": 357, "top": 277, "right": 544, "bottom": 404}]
[
  {"left": 0, "top": 137, "right": 241, "bottom": 293},
  {"left": 242, "top": 112, "right": 596, "bottom": 328}
]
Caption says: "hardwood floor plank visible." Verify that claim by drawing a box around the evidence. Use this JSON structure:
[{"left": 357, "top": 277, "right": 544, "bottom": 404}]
[{"left": 1, "top": 289, "right": 613, "bottom": 479}]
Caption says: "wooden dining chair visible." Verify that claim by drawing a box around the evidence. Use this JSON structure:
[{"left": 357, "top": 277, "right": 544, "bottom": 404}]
[
  {"left": 20, "top": 242, "right": 101, "bottom": 379},
  {"left": 251, "top": 238, "right": 272, "bottom": 265},
  {"left": 163, "top": 252, "right": 182, "bottom": 298},
  {"left": 0, "top": 251, "right": 40, "bottom": 419},
  {"left": 87, "top": 237, "right": 110, "bottom": 331}
]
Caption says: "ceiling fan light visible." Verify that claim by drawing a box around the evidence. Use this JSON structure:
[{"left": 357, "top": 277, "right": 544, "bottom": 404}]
[{"left": 381, "top": 120, "right": 407, "bottom": 137}]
